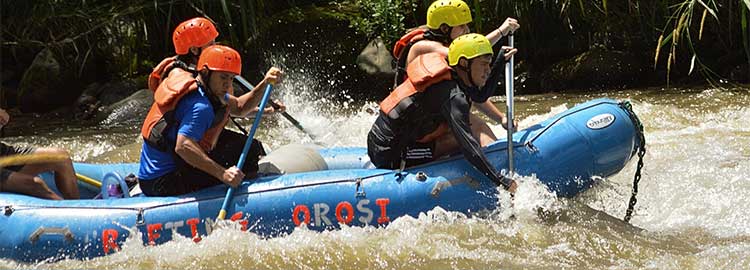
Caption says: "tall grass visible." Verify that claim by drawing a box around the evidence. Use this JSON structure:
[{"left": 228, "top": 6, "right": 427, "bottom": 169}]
[
  {"left": 1, "top": 0, "right": 331, "bottom": 79},
  {"left": 1, "top": 0, "right": 747, "bottom": 86}
]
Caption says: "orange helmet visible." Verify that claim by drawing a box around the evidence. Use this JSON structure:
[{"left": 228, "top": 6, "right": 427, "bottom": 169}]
[
  {"left": 197, "top": 45, "right": 242, "bottom": 75},
  {"left": 172, "top": 17, "right": 219, "bottom": 55}
]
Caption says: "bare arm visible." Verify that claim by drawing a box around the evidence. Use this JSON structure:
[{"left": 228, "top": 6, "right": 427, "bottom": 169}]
[
  {"left": 229, "top": 67, "right": 283, "bottom": 117},
  {"left": 486, "top": 18, "right": 520, "bottom": 45},
  {"left": 406, "top": 41, "right": 449, "bottom": 64},
  {"left": 475, "top": 101, "right": 506, "bottom": 124},
  {"left": 486, "top": 29, "right": 504, "bottom": 45}
]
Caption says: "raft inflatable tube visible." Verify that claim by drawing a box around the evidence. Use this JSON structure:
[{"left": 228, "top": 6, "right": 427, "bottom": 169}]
[{"left": 0, "top": 98, "right": 643, "bottom": 262}]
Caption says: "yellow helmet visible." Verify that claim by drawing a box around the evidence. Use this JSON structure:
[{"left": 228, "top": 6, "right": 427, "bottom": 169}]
[
  {"left": 426, "top": 0, "right": 472, "bottom": 29},
  {"left": 448, "top": 33, "right": 493, "bottom": 66}
]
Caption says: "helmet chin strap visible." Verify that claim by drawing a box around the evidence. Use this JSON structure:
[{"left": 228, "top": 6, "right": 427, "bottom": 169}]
[
  {"left": 189, "top": 47, "right": 203, "bottom": 66},
  {"left": 202, "top": 70, "right": 230, "bottom": 107},
  {"left": 455, "top": 59, "right": 478, "bottom": 87}
]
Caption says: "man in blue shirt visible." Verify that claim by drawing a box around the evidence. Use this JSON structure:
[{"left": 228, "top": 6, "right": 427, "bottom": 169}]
[{"left": 138, "top": 45, "right": 282, "bottom": 196}]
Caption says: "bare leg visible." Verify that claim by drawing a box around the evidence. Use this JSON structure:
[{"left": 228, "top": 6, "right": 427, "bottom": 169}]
[
  {"left": 2, "top": 171, "right": 63, "bottom": 200},
  {"left": 433, "top": 131, "right": 461, "bottom": 158},
  {"left": 17, "top": 148, "right": 80, "bottom": 199},
  {"left": 433, "top": 116, "right": 496, "bottom": 158},
  {"left": 469, "top": 113, "right": 497, "bottom": 147}
]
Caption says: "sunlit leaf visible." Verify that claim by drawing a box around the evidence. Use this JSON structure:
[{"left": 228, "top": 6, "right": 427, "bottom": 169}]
[
  {"left": 696, "top": 0, "right": 718, "bottom": 20},
  {"left": 578, "top": 0, "right": 585, "bottom": 13},
  {"left": 699, "top": 9, "right": 707, "bottom": 40},
  {"left": 688, "top": 54, "right": 696, "bottom": 75},
  {"left": 654, "top": 34, "right": 664, "bottom": 68}
]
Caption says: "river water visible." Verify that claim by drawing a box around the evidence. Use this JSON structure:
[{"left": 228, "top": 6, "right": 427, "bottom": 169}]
[{"left": 1, "top": 81, "right": 748, "bottom": 268}]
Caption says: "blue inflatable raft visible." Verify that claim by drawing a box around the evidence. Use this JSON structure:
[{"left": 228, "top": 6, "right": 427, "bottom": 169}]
[{"left": 0, "top": 98, "right": 643, "bottom": 262}]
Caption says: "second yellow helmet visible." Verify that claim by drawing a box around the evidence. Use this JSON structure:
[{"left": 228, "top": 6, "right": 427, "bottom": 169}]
[
  {"left": 448, "top": 33, "right": 493, "bottom": 66},
  {"left": 426, "top": 0, "right": 473, "bottom": 29}
]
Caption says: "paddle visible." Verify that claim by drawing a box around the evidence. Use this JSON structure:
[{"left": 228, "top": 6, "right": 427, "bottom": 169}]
[
  {"left": 233, "top": 76, "right": 322, "bottom": 144},
  {"left": 504, "top": 34, "right": 515, "bottom": 174},
  {"left": 217, "top": 83, "right": 274, "bottom": 220},
  {"left": 76, "top": 173, "right": 102, "bottom": 188}
]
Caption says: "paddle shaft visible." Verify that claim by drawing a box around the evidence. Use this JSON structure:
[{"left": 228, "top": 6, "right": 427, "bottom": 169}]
[
  {"left": 217, "top": 83, "right": 274, "bottom": 220},
  {"left": 505, "top": 35, "right": 515, "bottom": 174},
  {"left": 268, "top": 102, "right": 304, "bottom": 131},
  {"left": 76, "top": 173, "right": 102, "bottom": 188}
]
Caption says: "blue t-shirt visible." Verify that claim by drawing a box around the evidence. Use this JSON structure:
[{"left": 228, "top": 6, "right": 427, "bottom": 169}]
[{"left": 138, "top": 87, "right": 215, "bottom": 180}]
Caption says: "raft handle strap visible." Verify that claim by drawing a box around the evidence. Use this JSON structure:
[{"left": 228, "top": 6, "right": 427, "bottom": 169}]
[
  {"left": 3, "top": 205, "right": 13, "bottom": 216},
  {"left": 136, "top": 208, "right": 145, "bottom": 225},
  {"left": 29, "top": 227, "right": 75, "bottom": 243},
  {"left": 355, "top": 178, "right": 367, "bottom": 198}
]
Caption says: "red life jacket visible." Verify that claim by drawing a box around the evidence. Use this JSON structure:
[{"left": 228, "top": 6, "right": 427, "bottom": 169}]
[
  {"left": 380, "top": 52, "right": 453, "bottom": 143},
  {"left": 141, "top": 69, "right": 229, "bottom": 153}
]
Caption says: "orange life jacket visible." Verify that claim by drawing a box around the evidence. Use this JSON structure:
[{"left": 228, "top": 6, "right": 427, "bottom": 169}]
[
  {"left": 380, "top": 52, "right": 453, "bottom": 143},
  {"left": 392, "top": 28, "right": 427, "bottom": 60},
  {"left": 148, "top": 57, "right": 191, "bottom": 92},
  {"left": 141, "top": 70, "right": 229, "bottom": 152},
  {"left": 392, "top": 29, "right": 427, "bottom": 87}
]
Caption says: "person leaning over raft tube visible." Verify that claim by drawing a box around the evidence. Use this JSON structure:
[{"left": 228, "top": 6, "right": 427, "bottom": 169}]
[
  {"left": 138, "top": 45, "right": 284, "bottom": 196},
  {"left": 148, "top": 17, "right": 285, "bottom": 114},
  {"left": 392, "top": 0, "right": 519, "bottom": 146},
  {"left": 0, "top": 108, "right": 80, "bottom": 200},
  {"left": 368, "top": 34, "right": 518, "bottom": 193}
]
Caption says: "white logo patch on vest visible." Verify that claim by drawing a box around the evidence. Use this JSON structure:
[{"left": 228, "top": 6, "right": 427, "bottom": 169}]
[{"left": 586, "top": 113, "right": 615, "bottom": 130}]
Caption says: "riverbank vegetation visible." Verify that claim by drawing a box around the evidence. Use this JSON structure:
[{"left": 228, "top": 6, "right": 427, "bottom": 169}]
[{"left": 1, "top": 0, "right": 747, "bottom": 112}]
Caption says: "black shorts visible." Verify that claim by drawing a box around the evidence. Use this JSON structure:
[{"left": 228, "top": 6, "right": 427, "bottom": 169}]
[
  {"left": 139, "top": 130, "right": 266, "bottom": 196},
  {"left": 0, "top": 142, "right": 37, "bottom": 185}
]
